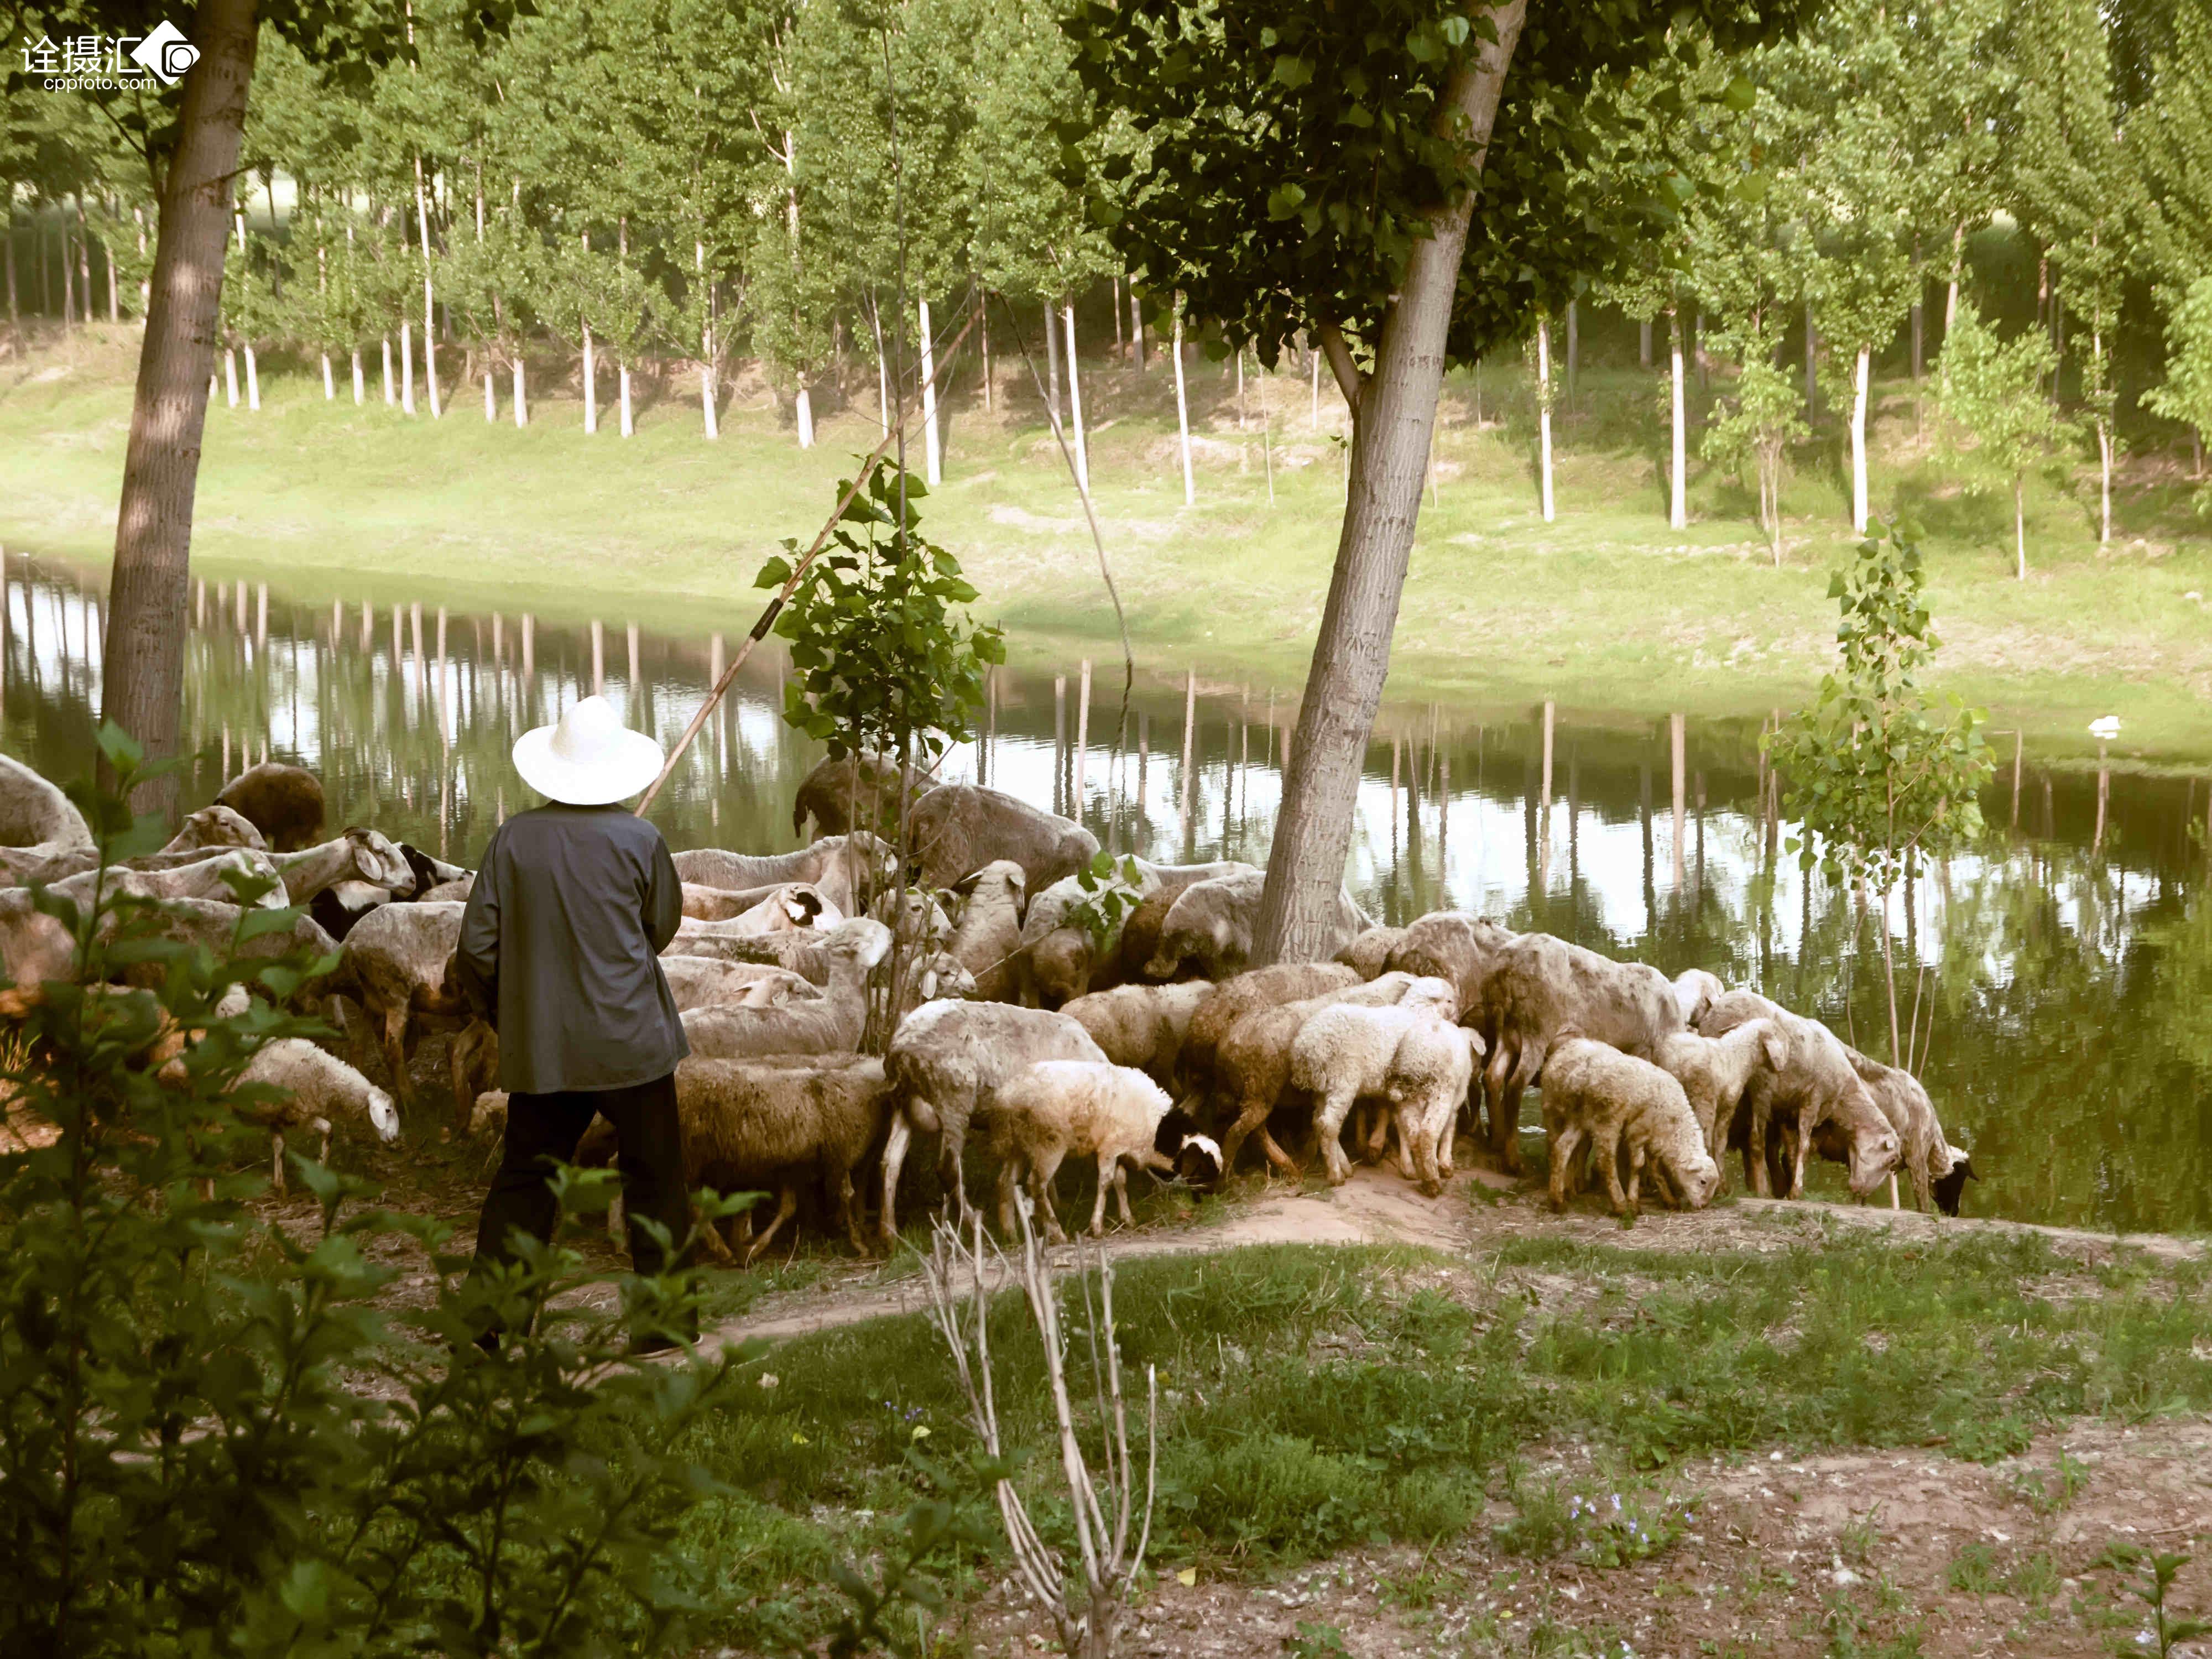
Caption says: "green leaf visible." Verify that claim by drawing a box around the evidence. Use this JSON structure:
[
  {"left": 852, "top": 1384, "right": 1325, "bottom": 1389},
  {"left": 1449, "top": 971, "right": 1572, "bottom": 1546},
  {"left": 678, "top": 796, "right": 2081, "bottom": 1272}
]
[
  {"left": 754, "top": 555, "right": 794, "bottom": 589},
  {"left": 1271, "top": 53, "right": 1312, "bottom": 88}
]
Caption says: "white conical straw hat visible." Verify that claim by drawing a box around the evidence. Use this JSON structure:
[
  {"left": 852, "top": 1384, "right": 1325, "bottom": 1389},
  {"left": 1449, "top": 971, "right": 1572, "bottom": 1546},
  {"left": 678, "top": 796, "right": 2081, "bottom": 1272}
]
[{"left": 511, "top": 695, "right": 665, "bottom": 806}]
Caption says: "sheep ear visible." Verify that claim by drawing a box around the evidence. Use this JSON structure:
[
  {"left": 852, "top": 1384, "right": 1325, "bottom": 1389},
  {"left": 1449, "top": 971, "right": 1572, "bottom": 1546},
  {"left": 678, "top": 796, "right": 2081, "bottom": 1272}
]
[{"left": 921, "top": 970, "right": 939, "bottom": 999}]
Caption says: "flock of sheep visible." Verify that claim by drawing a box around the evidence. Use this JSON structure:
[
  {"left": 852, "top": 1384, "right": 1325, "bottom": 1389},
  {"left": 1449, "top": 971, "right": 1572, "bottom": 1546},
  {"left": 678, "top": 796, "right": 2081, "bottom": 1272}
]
[{"left": 0, "top": 745, "right": 1978, "bottom": 1256}]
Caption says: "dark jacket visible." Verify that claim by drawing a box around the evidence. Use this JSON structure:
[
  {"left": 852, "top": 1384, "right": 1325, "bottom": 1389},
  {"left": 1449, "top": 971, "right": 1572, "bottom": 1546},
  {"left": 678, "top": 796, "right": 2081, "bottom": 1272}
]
[{"left": 456, "top": 804, "right": 688, "bottom": 1094}]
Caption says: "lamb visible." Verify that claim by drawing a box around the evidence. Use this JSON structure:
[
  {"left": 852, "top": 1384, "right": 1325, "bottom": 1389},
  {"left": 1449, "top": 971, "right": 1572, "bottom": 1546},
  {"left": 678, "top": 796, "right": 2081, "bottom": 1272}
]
[
  {"left": 1178, "top": 962, "right": 1361, "bottom": 1099},
  {"left": 989, "top": 1061, "right": 1175, "bottom": 1240},
  {"left": 946, "top": 860, "right": 1026, "bottom": 1003},
  {"left": 1212, "top": 972, "right": 1452, "bottom": 1173},
  {"left": 1669, "top": 968, "right": 1727, "bottom": 1029},
  {"left": 215, "top": 760, "right": 326, "bottom": 852},
  {"left": 1538, "top": 1037, "right": 1720, "bottom": 1219},
  {"left": 878, "top": 999, "right": 1108, "bottom": 1240},
  {"left": 672, "top": 833, "right": 894, "bottom": 919},
  {"left": 577, "top": 1053, "right": 895, "bottom": 1262},
  {"left": 1696, "top": 990, "right": 1899, "bottom": 1199},
  {"left": 1479, "top": 933, "right": 1684, "bottom": 1173},
  {"left": 792, "top": 752, "right": 932, "bottom": 838},
  {"left": 158, "top": 804, "right": 266, "bottom": 854},
  {"left": 1334, "top": 926, "right": 1407, "bottom": 980},
  {"left": 1655, "top": 1019, "right": 1788, "bottom": 1165},
  {"left": 227, "top": 1038, "right": 402, "bottom": 1194},
  {"left": 679, "top": 917, "right": 892, "bottom": 1059},
  {"left": 1844, "top": 1048, "right": 1957, "bottom": 1212},
  {"left": 659, "top": 956, "right": 821, "bottom": 1013},
  {"left": 1288, "top": 988, "right": 1477, "bottom": 1191},
  {"left": 1059, "top": 980, "right": 1215, "bottom": 1088},
  {"left": 673, "top": 883, "right": 838, "bottom": 932},
  {"left": 896, "top": 949, "right": 979, "bottom": 1018},
  {"left": 1144, "top": 870, "right": 1369, "bottom": 981},
  {"left": 905, "top": 784, "right": 1099, "bottom": 893},
  {"left": 337, "top": 900, "right": 480, "bottom": 1122}
]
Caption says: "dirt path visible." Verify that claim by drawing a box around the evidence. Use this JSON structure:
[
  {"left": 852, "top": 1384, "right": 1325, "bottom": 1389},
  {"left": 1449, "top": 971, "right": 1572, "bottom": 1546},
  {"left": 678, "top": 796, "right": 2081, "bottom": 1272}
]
[{"left": 702, "top": 1167, "right": 2201, "bottom": 1354}]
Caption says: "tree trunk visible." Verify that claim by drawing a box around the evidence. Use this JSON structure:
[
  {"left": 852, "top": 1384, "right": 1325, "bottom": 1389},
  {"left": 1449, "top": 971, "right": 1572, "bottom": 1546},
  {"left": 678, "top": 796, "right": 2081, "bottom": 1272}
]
[
  {"left": 795, "top": 384, "right": 814, "bottom": 448},
  {"left": 920, "top": 295, "right": 942, "bottom": 484},
  {"left": 483, "top": 366, "right": 496, "bottom": 421},
  {"left": 979, "top": 292, "right": 993, "bottom": 411},
  {"left": 1253, "top": 1, "right": 1528, "bottom": 963},
  {"left": 1064, "top": 302, "right": 1088, "bottom": 494},
  {"left": 619, "top": 362, "right": 634, "bottom": 437},
  {"left": 1668, "top": 305, "right": 1686, "bottom": 530},
  {"left": 582, "top": 322, "right": 597, "bottom": 432},
  {"left": 1045, "top": 295, "right": 1062, "bottom": 425},
  {"left": 243, "top": 343, "right": 260, "bottom": 411},
  {"left": 98, "top": 0, "right": 260, "bottom": 811},
  {"left": 1945, "top": 221, "right": 1963, "bottom": 341},
  {"left": 1850, "top": 344, "right": 1870, "bottom": 533},
  {"left": 2096, "top": 414, "right": 2112, "bottom": 547},
  {"left": 696, "top": 239, "right": 718, "bottom": 440},
  {"left": 401, "top": 320, "right": 416, "bottom": 414},
  {"left": 2014, "top": 473, "right": 2026, "bottom": 581},
  {"left": 513, "top": 355, "right": 527, "bottom": 426},
  {"left": 1131, "top": 283, "right": 1145, "bottom": 371},
  {"left": 1536, "top": 315, "right": 1555, "bottom": 523},
  {"left": 1173, "top": 305, "right": 1193, "bottom": 505},
  {"left": 321, "top": 352, "right": 335, "bottom": 400},
  {"left": 382, "top": 337, "right": 394, "bottom": 405},
  {"left": 415, "top": 157, "right": 441, "bottom": 419},
  {"left": 1565, "top": 298, "right": 1578, "bottom": 408},
  {"left": 1639, "top": 316, "right": 1651, "bottom": 368},
  {"left": 225, "top": 348, "right": 239, "bottom": 408},
  {"left": 352, "top": 349, "right": 365, "bottom": 405},
  {"left": 1803, "top": 301, "right": 1818, "bottom": 418}
]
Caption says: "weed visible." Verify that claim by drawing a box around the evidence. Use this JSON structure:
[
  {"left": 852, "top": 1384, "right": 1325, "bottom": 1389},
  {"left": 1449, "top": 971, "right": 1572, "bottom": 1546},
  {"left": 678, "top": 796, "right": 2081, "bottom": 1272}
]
[
  {"left": 1949, "top": 1542, "right": 2001, "bottom": 1598},
  {"left": 1288, "top": 1620, "right": 1350, "bottom": 1659},
  {"left": 2012, "top": 1450, "right": 2091, "bottom": 1515},
  {"left": 1838, "top": 1507, "right": 1884, "bottom": 1564},
  {"left": 2006, "top": 1551, "right": 2063, "bottom": 1614},
  {"left": 2124, "top": 1551, "right": 2206, "bottom": 1658},
  {"left": 1376, "top": 1550, "right": 1467, "bottom": 1614}
]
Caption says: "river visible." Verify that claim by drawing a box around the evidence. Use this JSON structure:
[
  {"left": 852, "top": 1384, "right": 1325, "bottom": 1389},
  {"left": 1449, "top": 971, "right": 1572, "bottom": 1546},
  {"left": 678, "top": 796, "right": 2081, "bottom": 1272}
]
[{"left": 8, "top": 554, "right": 2208, "bottom": 1234}]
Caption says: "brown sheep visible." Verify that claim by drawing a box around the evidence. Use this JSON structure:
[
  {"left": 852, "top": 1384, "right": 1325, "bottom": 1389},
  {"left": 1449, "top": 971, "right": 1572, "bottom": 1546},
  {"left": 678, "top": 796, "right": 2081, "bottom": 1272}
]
[
  {"left": 792, "top": 752, "right": 932, "bottom": 838},
  {"left": 215, "top": 761, "right": 326, "bottom": 853}
]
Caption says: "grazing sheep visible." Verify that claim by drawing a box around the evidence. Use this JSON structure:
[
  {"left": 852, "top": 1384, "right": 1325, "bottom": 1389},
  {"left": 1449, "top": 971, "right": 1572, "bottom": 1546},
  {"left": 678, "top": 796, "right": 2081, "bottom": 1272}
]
[
  {"left": 578, "top": 1052, "right": 895, "bottom": 1262},
  {"left": 1655, "top": 1019, "right": 1788, "bottom": 1165},
  {"left": 1933, "top": 1146, "right": 1978, "bottom": 1216},
  {"left": 990, "top": 1061, "right": 1175, "bottom": 1240},
  {"left": 672, "top": 833, "right": 894, "bottom": 920},
  {"left": 792, "top": 752, "right": 932, "bottom": 838},
  {"left": 679, "top": 918, "right": 893, "bottom": 1058},
  {"left": 269, "top": 827, "right": 414, "bottom": 905},
  {"left": 1696, "top": 990, "right": 1899, "bottom": 1199},
  {"left": 338, "top": 900, "right": 481, "bottom": 1121},
  {"left": 1670, "top": 968, "right": 1727, "bottom": 1029},
  {"left": 1022, "top": 859, "right": 1255, "bottom": 1006},
  {"left": 1843, "top": 1048, "right": 1957, "bottom": 1211},
  {"left": 1212, "top": 972, "right": 1448, "bottom": 1173},
  {"left": 1479, "top": 933, "right": 1684, "bottom": 1175},
  {"left": 1285, "top": 980, "right": 1464, "bottom": 1188},
  {"left": 1143, "top": 870, "right": 1369, "bottom": 982},
  {"left": 1335, "top": 926, "right": 1407, "bottom": 980},
  {"left": 1383, "top": 1015, "right": 1484, "bottom": 1190},
  {"left": 126, "top": 899, "right": 345, "bottom": 999},
  {"left": 879, "top": 999, "right": 1107, "bottom": 1240},
  {"left": 660, "top": 956, "right": 821, "bottom": 1013},
  {"left": 1178, "top": 962, "right": 1362, "bottom": 1099},
  {"left": 906, "top": 784, "right": 1099, "bottom": 894},
  {"left": 215, "top": 761, "right": 326, "bottom": 852},
  {"left": 947, "top": 860, "right": 1026, "bottom": 1003},
  {"left": 44, "top": 847, "right": 293, "bottom": 912},
  {"left": 1383, "top": 912, "right": 1517, "bottom": 1020},
  {"left": 158, "top": 804, "right": 266, "bottom": 854},
  {"left": 1060, "top": 980, "right": 1215, "bottom": 1088},
  {"left": 1538, "top": 1037, "right": 1720, "bottom": 1219},
  {"left": 228, "top": 1038, "right": 402, "bottom": 1194}
]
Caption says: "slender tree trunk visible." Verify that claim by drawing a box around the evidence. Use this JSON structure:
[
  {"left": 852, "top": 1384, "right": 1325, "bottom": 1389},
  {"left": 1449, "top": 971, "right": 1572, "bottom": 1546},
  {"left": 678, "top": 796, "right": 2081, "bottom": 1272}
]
[
  {"left": 60, "top": 214, "right": 74, "bottom": 327},
  {"left": 401, "top": 320, "right": 416, "bottom": 414},
  {"left": 243, "top": 343, "right": 260, "bottom": 411},
  {"left": 1668, "top": 304, "right": 1686, "bottom": 530},
  {"left": 869, "top": 292, "right": 890, "bottom": 432},
  {"left": 2096, "top": 414, "right": 2112, "bottom": 547},
  {"left": 98, "top": 0, "right": 261, "bottom": 810},
  {"left": 920, "top": 295, "right": 942, "bottom": 484},
  {"left": 697, "top": 241, "right": 718, "bottom": 440},
  {"left": 1173, "top": 304, "right": 1194, "bottom": 505},
  {"left": 2014, "top": 474, "right": 2027, "bottom": 580},
  {"left": 795, "top": 382, "right": 815, "bottom": 448},
  {"left": 381, "top": 337, "right": 394, "bottom": 405},
  {"left": 619, "top": 362, "right": 634, "bottom": 437},
  {"left": 1063, "top": 301, "right": 1088, "bottom": 494},
  {"left": 1254, "top": 1, "right": 1528, "bottom": 962},
  {"left": 582, "top": 321, "right": 597, "bottom": 433},
  {"left": 483, "top": 365, "right": 495, "bottom": 421},
  {"left": 224, "top": 347, "right": 239, "bottom": 408},
  {"left": 1945, "top": 221, "right": 1963, "bottom": 341},
  {"left": 1112, "top": 272, "right": 1124, "bottom": 357},
  {"left": 1640, "top": 316, "right": 1652, "bottom": 368},
  {"left": 513, "top": 354, "right": 527, "bottom": 426},
  {"left": 3, "top": 228, "right": 15, "bottom": 331},
  {"left": 1565, "top": 298, "right": 1578, "bottom": 408},
  {"left": 351, "top": 349, "right": 364, "bottom": 405},
  {"left": 415, "top": 156, "right": 441, "bottom": 418},
  {"left": 1130, "top": 283, "right": 1145, "bottom": 371},
  {"left": 1536, "top": 315, "right": 1555, "bottom": 523},
  {"left": 979, "top": 291, "right": 993, "bottom": 411},
  {"left": 1804, "top": 301, "right": 1818, "bottom": 418},
  {"left": 1850, "top": 344, "right": 1870, "bottom": 533},
  {"left": 1045, "top": 294, "right": 1062, "bottom": 424}
]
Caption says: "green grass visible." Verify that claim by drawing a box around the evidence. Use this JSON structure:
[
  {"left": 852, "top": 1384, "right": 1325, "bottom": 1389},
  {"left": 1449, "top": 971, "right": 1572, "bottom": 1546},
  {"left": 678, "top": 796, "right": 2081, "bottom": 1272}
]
[
  {"left": 666, "top": 1228, "right": 2212, "bottom": 1651},
  {"left": 7, "top": 324, "right": 2212, "bottom": 759}
]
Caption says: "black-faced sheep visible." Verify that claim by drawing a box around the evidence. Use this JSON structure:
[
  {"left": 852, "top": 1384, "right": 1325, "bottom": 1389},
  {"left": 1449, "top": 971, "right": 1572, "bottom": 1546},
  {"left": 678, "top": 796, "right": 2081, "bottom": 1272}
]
[
  {"left": 1538, "top": 1037, "right": 1720, "bottom": 1219},
  {"left": 878, "top": 999, "right": 1107, "bottom": 1240},
  {"left": 989, "top": 1060, "right": 1175, "bottom": 1240},
  {"left": 215, "top": 761, "right": 326, "bottom": 852}
]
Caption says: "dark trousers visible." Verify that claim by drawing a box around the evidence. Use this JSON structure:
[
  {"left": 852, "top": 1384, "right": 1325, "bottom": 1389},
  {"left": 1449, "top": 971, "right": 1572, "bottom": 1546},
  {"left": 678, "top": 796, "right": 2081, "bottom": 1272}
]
[{"left": 472, "top": 1072, "right": 691, "bottom": 1279}]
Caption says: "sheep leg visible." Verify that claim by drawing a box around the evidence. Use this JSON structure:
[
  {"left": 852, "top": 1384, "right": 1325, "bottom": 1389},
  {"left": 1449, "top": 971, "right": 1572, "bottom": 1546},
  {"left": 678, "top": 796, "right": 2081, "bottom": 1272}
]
[
  {"left": 1595, "top": 1124, "right": 1632, "bottom": 1218},
  {"left": 1887, "top": 1170, "right": 1900, "bottom": 1211},
  {"left": 1113, "top": 1158, "right": 1135, "bottom": 1226},
  {"left": 1215, "top": 1095, "right": 1271, "bottom": 1175},
  {"left": 1547, "top": 1125, "right": 1585, "bottom": 1212},
  {"left": 379, "top": 1004, "right": 410, "bottom": 1107},
  {"left": 696, "top": 1213, "right": 735, "bottom": 1267},
  {"left": 271, "top": 1130, "right": 287, "bottom": 1196},
  {"left": 314, "top": 1117, "right": 332, "bottom": 1169},
  {"left": 1311, "top": 1085, "right": 1360, "bottom": 1186},
  {"left": 878, "top": 1111, "right": 912, "bottom": 1246},
  {"left": 1746, "top": 1104, "right": 1773, "bottom": 1198},
  {"left": 996, "top": 1149, "right": 1026, "bottom": 1239},
  {"left": 1624, "top": 1141, "right": 1646, "bottom": 1219},
  {"left": 1256, "top": 1126, "right": 1297, "bottom": 1172},
  {"left": 1363, "top": 1103, "right": 1394, "bottom": 1165},
  {"left": 833, "top": 1167, "right": 864, "bottom": 1256},
  {"left": 742, "top": 1183, "right": 801, "bottom": 1266},
  {"left": 1481, "top": 1035, "right": 1515, "bottom": 1158},
  {"left": 1089, "top": 1151, "right": 1115, "bottom": 1236},
  {"left": 1026, "top": 1146, "right": 1069, "bottom": 1244},
  {"left": 1788, "top": 1119, "right": 1810, "bottom": 1200}
]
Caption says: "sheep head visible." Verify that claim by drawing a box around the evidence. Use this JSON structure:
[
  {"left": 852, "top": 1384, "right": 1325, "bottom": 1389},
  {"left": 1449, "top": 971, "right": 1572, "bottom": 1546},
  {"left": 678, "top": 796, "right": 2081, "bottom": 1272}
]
[{"left": 345, "top": 827, "right": 414, "bottom": 891}]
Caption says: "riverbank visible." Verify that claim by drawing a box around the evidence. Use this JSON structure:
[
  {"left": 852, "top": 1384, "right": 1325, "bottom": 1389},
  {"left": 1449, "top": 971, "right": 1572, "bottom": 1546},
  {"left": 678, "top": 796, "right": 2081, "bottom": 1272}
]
[{"left": 7, "top": 324, "right": 2211, "bottom": 760}]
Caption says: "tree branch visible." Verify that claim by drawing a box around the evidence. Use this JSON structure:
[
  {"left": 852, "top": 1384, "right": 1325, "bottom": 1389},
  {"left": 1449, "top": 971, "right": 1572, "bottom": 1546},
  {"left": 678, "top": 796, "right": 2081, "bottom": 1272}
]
[{"left": 1316, "top": 318, "right": 1364, "bottom": 418}]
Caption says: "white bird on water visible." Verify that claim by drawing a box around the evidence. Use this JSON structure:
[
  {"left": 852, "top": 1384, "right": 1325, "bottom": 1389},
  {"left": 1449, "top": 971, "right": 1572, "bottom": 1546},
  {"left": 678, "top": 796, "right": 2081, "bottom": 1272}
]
[{"left": 2089, "top": 715, "right": 2121, "bottom": 742}]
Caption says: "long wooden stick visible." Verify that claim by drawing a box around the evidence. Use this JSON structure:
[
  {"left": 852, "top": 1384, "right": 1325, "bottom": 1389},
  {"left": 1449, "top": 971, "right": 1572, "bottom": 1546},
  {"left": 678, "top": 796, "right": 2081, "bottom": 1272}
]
[{"left": 635, "top": 306, "right": 980, "bottom": 817}]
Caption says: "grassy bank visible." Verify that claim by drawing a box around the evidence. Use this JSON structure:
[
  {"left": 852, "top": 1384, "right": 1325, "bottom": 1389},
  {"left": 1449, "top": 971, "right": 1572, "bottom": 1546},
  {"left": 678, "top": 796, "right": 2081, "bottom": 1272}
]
[
  {"left": 6, "top": 324, "right": 2211, "bottom": 758},
  {"left": 671, "top": 1223, "right": 2212, "bottom": 1653}
]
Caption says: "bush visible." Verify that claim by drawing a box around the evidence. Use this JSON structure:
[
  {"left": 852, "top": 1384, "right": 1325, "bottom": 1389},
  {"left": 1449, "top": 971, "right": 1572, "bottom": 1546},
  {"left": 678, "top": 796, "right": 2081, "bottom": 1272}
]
[{"left": 0, "top": 732, "right": 742, "bottom": 1658}]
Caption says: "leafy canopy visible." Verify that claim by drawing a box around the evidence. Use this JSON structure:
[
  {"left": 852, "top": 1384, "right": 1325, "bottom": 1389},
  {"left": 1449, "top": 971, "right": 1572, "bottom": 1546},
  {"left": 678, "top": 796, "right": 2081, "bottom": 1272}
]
[{"left": 1936, "top": 299, "right": 2074, "bottom": 493}]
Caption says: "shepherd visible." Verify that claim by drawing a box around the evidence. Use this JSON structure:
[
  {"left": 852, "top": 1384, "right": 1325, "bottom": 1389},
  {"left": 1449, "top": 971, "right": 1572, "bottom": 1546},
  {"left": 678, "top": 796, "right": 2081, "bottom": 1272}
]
[{"left": 457, "top": 693, "right": 694, "bottom": 1352}]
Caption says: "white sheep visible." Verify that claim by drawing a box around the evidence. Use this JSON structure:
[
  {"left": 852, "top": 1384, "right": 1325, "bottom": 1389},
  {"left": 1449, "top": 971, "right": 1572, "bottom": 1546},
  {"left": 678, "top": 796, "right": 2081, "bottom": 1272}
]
[
  {"left": 1381, "top": 1015, "right": 1484, "bottom": 1193},
  {"left": 1287, "top": 978, "right": 1463, "bottom": 1187},
  {"left": 229, "top": 1039, "right": 401, "bottom": 1194},
  {"left": 1669, "top": 968, "right": 1728, "bottom": 1029},
  {"left": 1656, "top": 1018, "right": 1788, "bottom": 1165},
  {"left": 946, "top": 859, "right": 1026, "bottom": 1003},
  {"left": 989, "top": 1060, "right": 1174, "bottom": 1240},
  {"left": 660, "top": 956, "right": 821, "bottom": 1013},
  {"left": 679, "top": 919, "right": 892, "bottom": 1058},
  {"left": 1539, "top": 1036, "right": 1719, "bottom": 1219},
  {"left": 1060, "top": 980, "right": 1216, "bottom": 1088}
]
